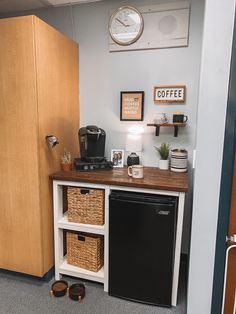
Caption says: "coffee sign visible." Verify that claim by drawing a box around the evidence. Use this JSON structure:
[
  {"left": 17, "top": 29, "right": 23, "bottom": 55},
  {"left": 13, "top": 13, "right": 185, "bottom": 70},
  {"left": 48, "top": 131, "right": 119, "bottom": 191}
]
[{"left": 154, "top": 85, "right": 186, "bottom": 103}]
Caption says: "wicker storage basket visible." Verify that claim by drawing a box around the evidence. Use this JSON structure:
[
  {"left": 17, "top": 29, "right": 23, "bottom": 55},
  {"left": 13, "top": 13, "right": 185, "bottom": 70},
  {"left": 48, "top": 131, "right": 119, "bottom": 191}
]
[
  {"left": 67, "top": 187, "right": 104, "bottom": 225},
  {"left": 67, "top": 231, "right": 104, "bottom": 272}
]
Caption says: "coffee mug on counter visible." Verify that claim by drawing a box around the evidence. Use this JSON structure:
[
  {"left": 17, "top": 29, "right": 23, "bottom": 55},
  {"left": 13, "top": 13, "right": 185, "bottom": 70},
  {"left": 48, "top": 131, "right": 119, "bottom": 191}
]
[
  {"left": 128, "top": 165, "right": 144, "bottom": 179},
  {"left": 173, "top": 114, "right": 188, "bottom": 123}
]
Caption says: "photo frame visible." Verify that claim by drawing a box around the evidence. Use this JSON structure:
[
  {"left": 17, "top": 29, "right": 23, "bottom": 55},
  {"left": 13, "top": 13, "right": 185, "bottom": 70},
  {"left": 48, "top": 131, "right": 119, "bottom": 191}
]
[
  {"left": 120, "top": 91, "right": 144, "bottom": 121},
  {"left": 111, "top": 149, "right": 124, "bottom": 168},
  {"left": 153, "top": 85, "right": 186, "bottom": 103}
]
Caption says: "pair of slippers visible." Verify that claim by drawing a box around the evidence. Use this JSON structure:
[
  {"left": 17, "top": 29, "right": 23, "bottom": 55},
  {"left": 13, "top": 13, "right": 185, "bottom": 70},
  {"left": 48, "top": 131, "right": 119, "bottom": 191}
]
[{"left": 50, "top": 280, "right": 85, "bottom": 303}]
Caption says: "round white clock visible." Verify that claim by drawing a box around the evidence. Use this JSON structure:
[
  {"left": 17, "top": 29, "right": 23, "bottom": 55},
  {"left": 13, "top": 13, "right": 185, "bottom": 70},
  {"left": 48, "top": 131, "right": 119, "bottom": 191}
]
[{"left": 109, "top": 6, "right": 144, "bottom": 46}]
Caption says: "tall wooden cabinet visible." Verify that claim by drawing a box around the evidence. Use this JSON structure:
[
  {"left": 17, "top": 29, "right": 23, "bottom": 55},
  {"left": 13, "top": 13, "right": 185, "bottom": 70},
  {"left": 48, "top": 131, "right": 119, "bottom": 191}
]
[{"left": 0, "top": 16, "right": 79, "bottom": 276}]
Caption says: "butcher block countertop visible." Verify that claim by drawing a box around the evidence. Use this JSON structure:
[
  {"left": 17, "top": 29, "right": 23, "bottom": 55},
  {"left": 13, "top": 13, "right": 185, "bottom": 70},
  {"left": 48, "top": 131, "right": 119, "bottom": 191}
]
[{"left": 50, "top": 167, "right": 188, "bottom": 192}]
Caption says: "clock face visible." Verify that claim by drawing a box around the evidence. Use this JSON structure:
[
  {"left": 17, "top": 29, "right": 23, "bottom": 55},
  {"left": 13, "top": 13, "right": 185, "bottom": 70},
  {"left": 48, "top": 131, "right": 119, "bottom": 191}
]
[{"left": 109, "top": 6, "right": 144, "bottom": 46}]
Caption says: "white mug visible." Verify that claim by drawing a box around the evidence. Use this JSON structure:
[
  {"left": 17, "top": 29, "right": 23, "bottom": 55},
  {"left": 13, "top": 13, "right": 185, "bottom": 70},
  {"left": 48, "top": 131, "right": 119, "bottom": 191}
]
[
  {"left": 128, "top": 165, "right": 144, "bottom": 179},
  {"left": 154, "top": 113, "right": 168, "bottom": 124}
]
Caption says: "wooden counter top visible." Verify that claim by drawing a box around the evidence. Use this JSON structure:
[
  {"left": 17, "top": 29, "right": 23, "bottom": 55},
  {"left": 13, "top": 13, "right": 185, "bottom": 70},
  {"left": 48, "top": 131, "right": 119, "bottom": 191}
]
[{"left": 50, "top": 167, "right": 188, "bottom": 192}]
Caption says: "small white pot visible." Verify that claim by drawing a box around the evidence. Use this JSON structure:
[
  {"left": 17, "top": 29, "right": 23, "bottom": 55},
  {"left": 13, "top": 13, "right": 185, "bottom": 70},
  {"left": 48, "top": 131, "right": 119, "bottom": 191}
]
[{"left": 159, "top": 159, "right": 169, "bottom": 170}]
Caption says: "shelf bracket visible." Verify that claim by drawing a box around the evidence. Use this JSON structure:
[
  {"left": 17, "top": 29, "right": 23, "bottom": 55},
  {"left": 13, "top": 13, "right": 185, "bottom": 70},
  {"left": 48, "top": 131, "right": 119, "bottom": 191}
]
[
  {"left": 147, "top": 123, "right": 186, "bottom": 137},
  {"left": 153, "top": 125, "right": 179, "bottom": 137},
  {"left": 174, "top": 126, "right": 178, "bottom": 137}
]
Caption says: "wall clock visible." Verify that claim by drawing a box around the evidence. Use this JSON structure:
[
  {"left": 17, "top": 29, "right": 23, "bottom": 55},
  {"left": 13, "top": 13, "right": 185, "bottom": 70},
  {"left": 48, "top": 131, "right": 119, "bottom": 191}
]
[
  {"left": 109, "top": 6, "right": 144, "bottom": 46},
  {"left": 109, "top": 2, "right": 190, "bottom": 52}
]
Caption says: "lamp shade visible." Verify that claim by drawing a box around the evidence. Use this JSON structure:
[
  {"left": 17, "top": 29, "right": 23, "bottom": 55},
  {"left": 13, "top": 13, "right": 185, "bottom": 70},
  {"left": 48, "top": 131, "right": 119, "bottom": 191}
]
[{"left": 126, "top": 133, "right": 142, "bottom": 152}]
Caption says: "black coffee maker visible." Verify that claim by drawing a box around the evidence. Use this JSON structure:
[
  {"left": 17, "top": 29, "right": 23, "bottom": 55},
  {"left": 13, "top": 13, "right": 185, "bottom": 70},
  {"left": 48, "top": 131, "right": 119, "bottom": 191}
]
[{"left": 79, "top": 125, "right": 106, "bottom": 163}]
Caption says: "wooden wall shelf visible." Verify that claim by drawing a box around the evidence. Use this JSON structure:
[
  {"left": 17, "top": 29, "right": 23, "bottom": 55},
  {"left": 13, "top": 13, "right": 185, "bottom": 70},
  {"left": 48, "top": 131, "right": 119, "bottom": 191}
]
[{"left": 147, "top": 123, "right": 186, "bottom": 137}]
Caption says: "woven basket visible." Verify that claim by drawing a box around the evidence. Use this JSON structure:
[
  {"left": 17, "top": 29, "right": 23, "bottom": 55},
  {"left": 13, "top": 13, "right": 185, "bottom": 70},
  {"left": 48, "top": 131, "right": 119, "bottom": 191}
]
[
  {"left": 67, "top": 231, "right": 104, "bottom": 272},
  {"left": 67, "top": 187, "right": 104, "bottom": 225}
]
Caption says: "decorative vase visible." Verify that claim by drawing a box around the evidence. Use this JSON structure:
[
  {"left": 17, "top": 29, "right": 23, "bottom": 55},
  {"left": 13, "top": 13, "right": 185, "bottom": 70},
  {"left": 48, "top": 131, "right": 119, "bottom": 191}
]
[
  {"left": 127, "top": 152, "right": 140, "bottom": 166},
  {"left": 61, "top": 163, "right": 72, "bottom": 171},
  {"left": 159, "top": 159, "right": 169, "bottom": 170}
]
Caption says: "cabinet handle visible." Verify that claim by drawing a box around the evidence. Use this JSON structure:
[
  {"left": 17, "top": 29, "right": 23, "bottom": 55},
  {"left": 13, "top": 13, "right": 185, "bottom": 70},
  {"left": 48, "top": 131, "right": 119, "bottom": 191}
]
[
  {"left": 78, "top": 235, "right": 85, "bottom": 241},
  {"left": 80, "top": 189, "right": 90, "bottom": 195}
]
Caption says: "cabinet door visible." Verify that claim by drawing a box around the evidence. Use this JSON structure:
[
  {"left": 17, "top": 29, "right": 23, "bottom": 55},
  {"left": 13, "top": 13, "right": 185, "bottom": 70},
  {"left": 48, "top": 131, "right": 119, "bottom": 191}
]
[
  {"left": 34, "top": 17, "right": 79, "bottom": 273},
  {"left": 223, "top": 156, "right": 236, "bottom": 314},
  {"left": 0, "top": 16, "right": 43, "bottom": 275},
  {"left": 109, "top": 192, "right": 177, "bottom": 307}
]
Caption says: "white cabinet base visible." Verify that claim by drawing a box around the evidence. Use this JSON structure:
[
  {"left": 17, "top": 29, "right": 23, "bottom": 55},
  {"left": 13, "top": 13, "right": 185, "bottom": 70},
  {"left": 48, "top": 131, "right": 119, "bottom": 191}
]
[
  {"left": 58, "top": 258, "right": 105, "bottom": 284},
  {"left": 52, "top": 180, "right": 185, "bottom": 305}
]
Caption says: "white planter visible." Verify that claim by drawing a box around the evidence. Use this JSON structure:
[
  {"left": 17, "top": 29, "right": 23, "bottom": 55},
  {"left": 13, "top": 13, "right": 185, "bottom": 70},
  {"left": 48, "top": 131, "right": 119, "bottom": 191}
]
[{"left": 159, "top": 159, "right": 169, "bottom": 170}]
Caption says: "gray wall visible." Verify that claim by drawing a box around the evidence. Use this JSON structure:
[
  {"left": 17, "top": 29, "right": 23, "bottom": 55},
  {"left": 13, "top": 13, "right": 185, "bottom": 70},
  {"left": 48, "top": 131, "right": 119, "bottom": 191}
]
[
  {"left": 24, "top": 0, "right": 204, "bottom": 166},
  {"left": 1, "top": 0, "right": 205, "bottom": 253}
]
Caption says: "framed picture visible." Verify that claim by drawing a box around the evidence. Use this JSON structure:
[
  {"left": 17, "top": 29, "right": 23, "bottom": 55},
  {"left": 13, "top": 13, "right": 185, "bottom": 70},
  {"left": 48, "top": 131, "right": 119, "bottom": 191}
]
[
  {"left": 111, "top": 149, "right": 124, "bottom": 168},
  {"left": 153, "top": 85, "right": 186, "bottom": 103},
  {"left": 120, "top": 91, "right": 144, "bottom": 121}
]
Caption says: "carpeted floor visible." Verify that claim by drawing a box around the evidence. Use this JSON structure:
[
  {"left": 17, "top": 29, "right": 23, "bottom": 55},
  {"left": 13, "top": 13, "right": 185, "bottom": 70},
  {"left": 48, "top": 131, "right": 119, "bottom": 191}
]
[{"left": 0, "top": 266, "right": 186, "bottom": 314}]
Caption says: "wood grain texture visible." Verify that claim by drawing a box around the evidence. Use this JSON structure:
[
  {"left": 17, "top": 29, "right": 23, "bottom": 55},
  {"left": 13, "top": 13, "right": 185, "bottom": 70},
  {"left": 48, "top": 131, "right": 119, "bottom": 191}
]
[
  {"left": 50, "top": 167, "right": 188, "bottom": 192},
  {"left": 0, "top": 16, "right": 43, "bottom": 275},
  {"left": 224, "top": 247, "right": 236, "bottom": 314},
  {"left": 228, "top": 156, "right": 236, "bottom": 235},
  {"left": 34, "top": 16, "right": 79, "bottom": 274},
  {"left": 223, "top": 155, "right": 236, "bottom": 313},
  {"left": 0, "top": 15, "right": 79, "bottom": 277},
  {"left": 147, "top": 123, "right": 186, "bottom": 127}
]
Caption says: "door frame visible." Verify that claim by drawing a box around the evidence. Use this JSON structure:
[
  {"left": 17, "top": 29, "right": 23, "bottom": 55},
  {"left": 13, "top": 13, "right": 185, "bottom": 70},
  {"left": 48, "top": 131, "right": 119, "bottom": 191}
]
[{"left": 211, "top": 12, "right": 236, "bottom": 314}]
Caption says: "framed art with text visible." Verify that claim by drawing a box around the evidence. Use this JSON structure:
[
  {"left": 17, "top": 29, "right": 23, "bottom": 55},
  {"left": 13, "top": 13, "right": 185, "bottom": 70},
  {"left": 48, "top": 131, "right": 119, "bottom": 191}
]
[
  {"left": 120, "top": 91, "right": 144, "bottom": 121},
  {"left": 153, "top": 85, "right": 186, "bottom": 103}
]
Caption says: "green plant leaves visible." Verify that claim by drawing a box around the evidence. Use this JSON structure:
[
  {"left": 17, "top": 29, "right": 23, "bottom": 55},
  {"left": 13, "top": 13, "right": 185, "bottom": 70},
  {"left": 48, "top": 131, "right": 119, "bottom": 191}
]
[{"left": 154, "top": 143, "right": 170, "bottom": 160}]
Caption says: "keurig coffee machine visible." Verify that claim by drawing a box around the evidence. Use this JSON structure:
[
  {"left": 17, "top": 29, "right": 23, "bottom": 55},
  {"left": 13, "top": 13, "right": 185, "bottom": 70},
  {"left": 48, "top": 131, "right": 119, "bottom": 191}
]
[
  {"left": 74, "top": 125, "right": 113, "bottom": 171},
  {"left": 79, "top": 125, "right": 106, "bottom": 162}
]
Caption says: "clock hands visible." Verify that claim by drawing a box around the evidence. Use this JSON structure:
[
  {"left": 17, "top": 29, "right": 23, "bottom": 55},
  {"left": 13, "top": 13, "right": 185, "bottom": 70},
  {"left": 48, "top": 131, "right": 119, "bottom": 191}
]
[
  {"left": 115, "top": 18, "right": 130, "bottom": 27},
  {"left": 109, "top": 7, "right": 143, "bottom": 45}
]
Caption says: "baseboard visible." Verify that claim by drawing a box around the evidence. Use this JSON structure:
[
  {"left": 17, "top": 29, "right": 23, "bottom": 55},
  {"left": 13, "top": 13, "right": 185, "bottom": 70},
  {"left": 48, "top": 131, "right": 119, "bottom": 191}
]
[{"left": 0, "top": 266, "right": 54, "bottom": 282}]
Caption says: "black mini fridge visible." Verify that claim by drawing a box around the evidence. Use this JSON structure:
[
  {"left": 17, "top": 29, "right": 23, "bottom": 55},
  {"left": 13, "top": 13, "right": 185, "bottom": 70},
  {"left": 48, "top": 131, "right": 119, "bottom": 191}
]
[{"left": 109, "top": 191, "right": 178, "bottom": 307}]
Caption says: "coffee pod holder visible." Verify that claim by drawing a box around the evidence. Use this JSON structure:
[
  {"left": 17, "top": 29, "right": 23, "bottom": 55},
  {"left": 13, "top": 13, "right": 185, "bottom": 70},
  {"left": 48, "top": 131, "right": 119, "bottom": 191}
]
[
  {"left": 50, "top": 281, "right": 86, "bottom": 303},
  {"left": 50, "top": 280, "right": 69, "bottom": 297},
  {"left": 68, "top": 283, "right": 86, "bottom": 303}
]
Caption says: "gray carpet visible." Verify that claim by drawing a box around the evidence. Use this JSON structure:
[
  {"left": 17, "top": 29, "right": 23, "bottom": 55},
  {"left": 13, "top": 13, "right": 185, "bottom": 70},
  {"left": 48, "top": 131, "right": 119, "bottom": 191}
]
[{"left": 0, "top": 267, "right": 186, "bottom": 314}]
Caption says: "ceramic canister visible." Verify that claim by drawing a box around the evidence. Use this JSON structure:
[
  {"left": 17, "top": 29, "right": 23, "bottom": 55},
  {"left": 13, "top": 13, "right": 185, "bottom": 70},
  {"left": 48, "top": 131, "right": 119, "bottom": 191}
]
[{"left": 170, "top": 149, "right": 188, "bottom": 172}]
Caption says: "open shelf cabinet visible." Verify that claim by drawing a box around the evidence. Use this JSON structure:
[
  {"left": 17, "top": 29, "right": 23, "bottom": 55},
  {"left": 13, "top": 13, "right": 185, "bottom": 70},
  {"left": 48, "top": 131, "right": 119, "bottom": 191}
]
[
  {"left": 59, "top": 257, "right": 105, "bottom": 283},
  {"left": 52, "top": 177, "right": 186, "bottom": 305},
  {"left": 53, "top": 181, "right": 109, "bottom": 292},
  {"left": 58, "top": 212, "right": 105, "bottom": 235}
]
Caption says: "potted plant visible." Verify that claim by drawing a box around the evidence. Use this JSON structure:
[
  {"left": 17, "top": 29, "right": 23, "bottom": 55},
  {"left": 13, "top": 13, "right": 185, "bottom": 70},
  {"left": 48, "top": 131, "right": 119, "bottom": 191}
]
[
  {"left": 61, "top": 149, "right": 72, "bottom": 171},
  {"left": 154, "top": 143, "right": 170, "bottom": 170}
]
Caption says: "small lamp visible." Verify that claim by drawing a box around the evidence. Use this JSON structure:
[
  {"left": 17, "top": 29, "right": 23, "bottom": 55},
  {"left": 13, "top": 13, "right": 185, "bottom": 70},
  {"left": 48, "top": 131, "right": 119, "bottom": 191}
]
[{"left": 125, "top": 133, "right": 142, "bottom": 166}]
